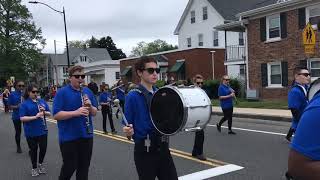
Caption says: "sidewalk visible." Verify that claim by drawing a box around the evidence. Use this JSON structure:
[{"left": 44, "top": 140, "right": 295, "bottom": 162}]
[{"left": 212, "top": 106, "right": 292, "bottom": 122}]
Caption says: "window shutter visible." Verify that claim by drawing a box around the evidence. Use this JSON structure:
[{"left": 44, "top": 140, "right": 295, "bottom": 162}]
[
  {"left": 280, "top": 12, "right": 287, "bottom": 38},
  {"left": 260, "top": 17, "right": 267, "bottom": 42},
  {"left": 261, "top": 63, "right": 268, "bottom": 87},
  {"left": 299, "top": 60, "right": 308, "bottom": 69},
  {"left": 298, "top": 8, "right": 306, "bottom": 29},
  {"left": 281, "top": 61, "right": 288, "bottom": 87}
]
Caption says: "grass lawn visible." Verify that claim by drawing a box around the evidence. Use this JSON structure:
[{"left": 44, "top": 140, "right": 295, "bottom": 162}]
[{"left": 212, "top": 98, "right": 288, "bottom": 109}]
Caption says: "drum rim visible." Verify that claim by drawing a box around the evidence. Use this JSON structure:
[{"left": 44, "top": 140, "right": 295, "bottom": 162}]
[
  {"left": 308, "top": 78, "right": 320, "bottom": 101},
  {"left": 150, "top": 86, "right": 189, "bottom": 136}
]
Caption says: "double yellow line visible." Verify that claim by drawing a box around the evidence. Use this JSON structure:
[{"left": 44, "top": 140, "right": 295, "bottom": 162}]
[{"left": 46, "top": 118, "right": 226, "bottom": 167}]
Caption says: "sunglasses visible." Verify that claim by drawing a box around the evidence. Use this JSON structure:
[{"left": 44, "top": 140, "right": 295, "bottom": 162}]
[
  {"left": 143, "top": 68, "right": 160, "bottom": 74},
  {"left": 18, "top": 85, "right": 25, "bottom": 87},
  {"left": 298, "top": 73, "right": 310, "bottom": 77},
  {"left": 224, "top": 79, "right": 230, "bottom": 81},
  {"left": 73, "top": 75, "right": 86, "bottom": 79},
  {"left": 31, "top": 90, "right": 39, "bottom": 94},
  {"left": 196, "top": 82, "right": 204, "bottom": 85}
]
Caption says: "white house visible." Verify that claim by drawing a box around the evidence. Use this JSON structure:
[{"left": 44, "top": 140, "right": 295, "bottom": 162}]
[{"left": 174, "top": 0, "right": 277, "bottom": 79}]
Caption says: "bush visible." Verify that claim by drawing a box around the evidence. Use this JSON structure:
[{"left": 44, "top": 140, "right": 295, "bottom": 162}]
[
  {"left": 155, "top": 80, "right": 166, "bottom": 88},
  {"left": 203, "top": 78, "right": 241, "bottom": 99}
]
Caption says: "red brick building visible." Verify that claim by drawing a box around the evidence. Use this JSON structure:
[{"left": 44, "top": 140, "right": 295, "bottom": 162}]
[
  {"left": 119, "top": 48, "right": 225, "bottom": 84},
  {"left": 216, "top": 0, "right": 320, "bottom": 99}
]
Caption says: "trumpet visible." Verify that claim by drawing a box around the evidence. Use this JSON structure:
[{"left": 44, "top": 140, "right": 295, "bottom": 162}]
[
  {"left": 80, "top": 84, "right": 92, "bottom": 134},
  {"left": 35, "top": 99, "right": 47, "bottom": 131}
]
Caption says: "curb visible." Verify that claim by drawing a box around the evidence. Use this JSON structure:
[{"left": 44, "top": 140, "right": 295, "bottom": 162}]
[{"left": 212, "top": 111, "right": 291, "bottom": 122}]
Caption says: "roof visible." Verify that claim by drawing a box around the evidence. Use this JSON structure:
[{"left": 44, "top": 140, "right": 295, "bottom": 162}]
[
  {"left": 45, "top": 48, "right": 113, "bottom": 66},
  {"left": 174, "top": 0, "right": 278, "bottom": 35}
]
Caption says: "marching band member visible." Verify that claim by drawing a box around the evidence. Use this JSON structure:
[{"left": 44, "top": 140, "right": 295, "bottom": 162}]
[
  {"left": 53, "top": 65, "right": 98, "bottom": 180},
  {"left": 115, "top": 80, "right": 125, "bottom": 119},
  {"left": 99, "top": 84, "right": 116, "bottom": 134},
  {"left": 8, "top": 80, "right": 25, "bottom": 153},
  {"left": 123, "top": 56, "right": 178, "bottom": 180},
  {"left": 19, "top": 84, "right": 50, "bottom": 177}
]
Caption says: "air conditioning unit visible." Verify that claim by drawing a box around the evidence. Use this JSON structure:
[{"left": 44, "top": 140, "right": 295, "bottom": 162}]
[{"left": 246, "top": 89, "right": 259, "bottom": 100}]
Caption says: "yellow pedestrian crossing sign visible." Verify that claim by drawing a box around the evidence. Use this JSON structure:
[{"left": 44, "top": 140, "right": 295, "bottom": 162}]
[{"left": 303, "top": 22, "right": 316, "bottom": 54}]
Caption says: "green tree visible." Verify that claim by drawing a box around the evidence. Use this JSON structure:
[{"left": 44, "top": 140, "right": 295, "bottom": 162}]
[
  {"left": 96, "top": 36, "right": 126, "bottom": 60},
  {"left": 69, "top": 40, "right": 86, "bottom": 48},
  {"left": 0, "top": 0, "right": 45, "bottom": 81},
  {"left": 130, "top": 39, "right": 178, "bottom": 57}
]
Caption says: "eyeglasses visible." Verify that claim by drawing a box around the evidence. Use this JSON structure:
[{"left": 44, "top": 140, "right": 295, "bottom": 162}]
[
  {"left": 298, "top": 73, "right": 310, "bottom": 77},
  {"left": 31, "top": 90, "right": 39, "bottom": 94},
  {"left": 72, "top": 75, "right": 86, "bottom": 79},
  {"left": 196, "top": 82, "right": 204, "bottom": 85},
  {"left": 18, "top": 84, "right": 25, "bottom": 87},
  {"left": 143, "top": 68, "right": 160, "bottom": 74}
]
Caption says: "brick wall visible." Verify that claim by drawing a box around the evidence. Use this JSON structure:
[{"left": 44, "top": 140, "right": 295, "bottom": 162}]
[{"left": 247, "top": 9, "right": 320, "bottom": 99}]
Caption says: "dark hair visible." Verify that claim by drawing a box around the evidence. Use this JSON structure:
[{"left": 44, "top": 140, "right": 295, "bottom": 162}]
[
  {"left": 134, "top": 56, "right": 157, "bottom": 75},
  {"left": 23, "top": 84, "right": 38, "bottom": 99},
  {"left": 68, "top": 65, "right": 84, "bottom": 76},
  {"left": 293, "top": 66, "right": 308, "bottom": 76},
  {"left": 193, "top": 74, "right": 203, "bottom": 83},
  {"left": 14, "top": 80, "right": 24, "bottom": 88}
]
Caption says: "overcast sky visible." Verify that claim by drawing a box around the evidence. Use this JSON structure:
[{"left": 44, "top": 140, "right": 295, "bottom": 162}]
[{"left": 21, "top": 0, "right": 188, "bottom": 56}]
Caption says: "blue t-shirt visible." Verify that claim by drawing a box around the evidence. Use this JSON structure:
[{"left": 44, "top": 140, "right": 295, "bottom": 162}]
[
  {"left": 291, "top": 93, "right": 320, "bottom": 160},
  {"left": 124, "top": 84, "right": 157, "bottom": 142},
  {"left": 288, "top": 84, "right": 308, "bottom": 129},
  {"left": 218, "top": 84, "right": 233, "bottom": 109},
  {"left": 19, "top": 98, "right": 49, "bottom": 137},
  {"left": 8, "top": 91, "right": 23, "bottom": 121},
  {"left": 99, "top": 91, "right": 112, "bottom": 105},
  {"left": 53, "top": 84, "right": 98, "bottom": 143},
  {"left": 116, "top": 87, "right": 125, "bottom": 101}
]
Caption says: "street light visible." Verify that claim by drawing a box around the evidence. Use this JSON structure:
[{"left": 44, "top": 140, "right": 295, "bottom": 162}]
[{"left": 29, "top": 1, "right": 70, "bottom": 68}]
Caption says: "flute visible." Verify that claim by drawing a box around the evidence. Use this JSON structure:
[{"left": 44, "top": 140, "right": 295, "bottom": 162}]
[
  {"left": 35, "top": 99, "right": 48, "bottom": 131},
  {"left": 80, "top": 84, "right": 93, "bottom": 134}
]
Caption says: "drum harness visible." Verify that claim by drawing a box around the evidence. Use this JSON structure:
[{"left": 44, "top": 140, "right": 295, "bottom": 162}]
[{"left": 130, "top": 87, "right": 169, "bottom": 153}]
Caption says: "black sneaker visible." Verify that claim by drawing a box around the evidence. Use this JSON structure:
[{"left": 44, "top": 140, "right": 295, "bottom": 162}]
[
  {"left": 111, "top": 130, "right": 117, "bottom": 134},
  {"left": 195, "top": 154, "right": 207, "bottom": 161},
  {"left": 17, "top": 147, "right": 22, "bottom": 154},
  {"left": 216, "top": 124, "right": 221, "bottom": 132},
  {"left": 228, "top": 131, "right": 236, "bottom": 135},
  {"left": 103, "top": 131, "right": 108, "bottom": 134}
]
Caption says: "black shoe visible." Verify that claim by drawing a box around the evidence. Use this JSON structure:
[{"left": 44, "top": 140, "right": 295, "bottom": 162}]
[
  {"left": 193, "top": 154, "right": 207, "bottom": 161},
  {"left": 103, "top": 131, "right": 108, "bottom": 134},
  {"left": 111, "top": 130, "right": 117, "bottom": 134},
  {"left": 216, "top": 123, "right": 221, "bottom": 132},
  {"left": 17, "top": 147, "right": 22, "bottom": 154},
  {"left": 228, "top": 131, "right": 236, "bottom": 135}
]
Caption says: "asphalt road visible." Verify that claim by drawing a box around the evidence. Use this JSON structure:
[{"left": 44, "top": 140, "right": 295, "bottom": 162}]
[{"left": 0, "top": 108, "right": 291, "bottom": 180}]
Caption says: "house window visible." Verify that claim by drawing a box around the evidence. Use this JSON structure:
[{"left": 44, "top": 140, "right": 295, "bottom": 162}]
[
  {"left": 187, "top": 37, "right": 192, "bottom": 47},
  {"left": 306, "top": 5, "right": 320, "bottom": 29},
  {"left": 266, "top": 14, "right": 281, "bottom": 40},
  {"left": 198, "top": 34, "right": 203, "bottom": 46},
  {"left": 213, "top": 31, "right": 219, "bottom": 46},
  {"left": 240, "top": 65, "right": 245, "bottom": 76},
  {"left": 239, "top": 32, "right": 244, "bottom": 46},
  {"left": 191, "top": 11, "right": 195, "bottom": 24},
  {"left": 203, "top": 7, "right": 208, "bottom": 20},
  {"left": 310, "top": 60, "right": 320, "bottom": 78},
  {"left": 80, "top": 56, "right": 87, "bottom": 62},
  {"left": 115, "top": 72, "right": 120, "bottom": 80},
  {"left": 62, "top": 67, "right": 68, "bottom": 74},
  {"left": 268, "top": 62, "right": 282, "bottom": 87}
]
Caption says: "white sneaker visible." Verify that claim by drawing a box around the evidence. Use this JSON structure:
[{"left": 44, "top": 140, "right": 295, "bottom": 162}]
[
  {"left": 38, "top": 164, "right": 46, "bottom": 174},
  {"left": 31, "top": 168, "right": 39, "bottom": 177}
]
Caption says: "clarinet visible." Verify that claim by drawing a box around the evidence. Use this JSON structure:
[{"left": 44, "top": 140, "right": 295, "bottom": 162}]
[
  {"left": 80, "top": 84, "right": 93, "bottom": 134},
  {"left": 35, "top": 99, "right": 48, "bottom": 131}
]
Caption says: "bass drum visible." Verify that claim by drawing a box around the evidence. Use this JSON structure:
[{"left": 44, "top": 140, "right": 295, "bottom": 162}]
[
  {"left": 150, "top": 86, "right": 212, "bottom": 136},
  {"left": 308, "top": 78, "right": 320, "bottom": 101}
]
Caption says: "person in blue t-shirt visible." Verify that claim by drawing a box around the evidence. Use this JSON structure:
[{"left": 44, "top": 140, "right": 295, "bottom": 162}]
[
  {"left": 20, "top": 84, "right": 51, "bottom": 177},
  {"left": 286, "top": 66, "right": 310, "bottom": 142},
  {"left": 53, "top": 65, "right": 98, "bottom": 180},
  {"left": 8, "top": 80, "right": 25, "bottom": 153},
  {"left": 99, "top": 84, "right": 116, "bottom": 134},
  {"left": 123, "top": 57, "right": 178, "bottom": 180},
  {"left": 216, "top": 75, "right": 236, "bottom": 135},
  {"left": 115, "top": 80, "right": 126, "bottom": 119},
  {"left": 288, "top": 92, "right": 320, "bottom": 179}
]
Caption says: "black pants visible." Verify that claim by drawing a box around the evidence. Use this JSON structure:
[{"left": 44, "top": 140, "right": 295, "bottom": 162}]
[
  {"left": 26, "top": 134, "right": 48, "bottom": 169},
  {"left": 101, "top": 105, "right": 115, "bottom": 132},
  {"left": 116, "top": 100, "right": 125, "bottom": 115},
  {"left": 192, "top": 129, "right": 204, "bottom": 156},
  {"left": 12, "top": 120, "right": 22, "bottom": 149},
  {"left": 134, "top": 143, "right": 178, "bottom": 180},
  {"left": 286, "top": 128, "right": 295, "bottom": 140},
  {"left": 218, "top": 108, "right": 234, "bottom": 131},
  {"left": 59, "top": 138, "right": 93, "bottom": 180}
]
